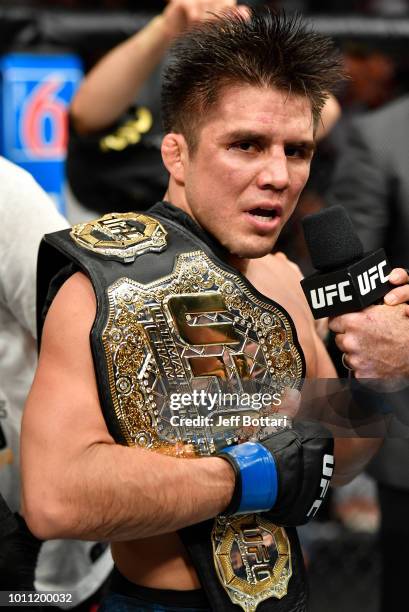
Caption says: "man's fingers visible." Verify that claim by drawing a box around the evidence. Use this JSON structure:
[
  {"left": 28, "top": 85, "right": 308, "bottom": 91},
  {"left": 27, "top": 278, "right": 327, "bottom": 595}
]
[
  {"left": 328, "top": 315, "right": 345, "bottom": 334},
  {"left": 385, "top": 267, "right": 409, "bottom": 306},
  {"left": 388, "top": 267, "right": 409, "bottom": 286},
  {"left": 171, "top": 0, "right": 237, "bottom": 25},
  {"left": 384, "top": 282, "right": 409, "bottom": 305},
  {"left": 234, "top": 4, "right": 251, "bottom": 19}
]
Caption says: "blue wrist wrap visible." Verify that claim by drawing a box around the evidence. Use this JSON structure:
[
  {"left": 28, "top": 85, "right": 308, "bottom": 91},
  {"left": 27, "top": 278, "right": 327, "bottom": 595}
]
[{"left": 221, "top": 442, "right": 278, "bottom": 514}]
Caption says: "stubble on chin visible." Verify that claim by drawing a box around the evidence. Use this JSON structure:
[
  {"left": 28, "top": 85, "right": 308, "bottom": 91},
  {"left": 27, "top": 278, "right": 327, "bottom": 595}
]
[
  {"left": 230, "top": 231, "right": 278, "bottom": 259},
  {"left": 226, "top": 242, "right": 275, "bottom": 261},
  {"left": 205, "top": 218, "right": 277, "bottom": 260}
]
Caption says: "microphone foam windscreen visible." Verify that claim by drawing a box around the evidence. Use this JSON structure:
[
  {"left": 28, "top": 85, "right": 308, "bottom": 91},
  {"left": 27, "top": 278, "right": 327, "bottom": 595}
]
[{"left": 302, "top": 206, "right": 364, "bottom": 272}]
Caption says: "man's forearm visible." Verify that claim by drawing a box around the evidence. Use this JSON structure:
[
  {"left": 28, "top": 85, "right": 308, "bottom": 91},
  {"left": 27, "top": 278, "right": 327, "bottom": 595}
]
[
  {"left": 22, "top": 442, "right": 235, "bottom": 541},
  {"left": 71, "top": 15, "right": 173, "bottom": 133},
  {"left": 332, "top": 438, "right": 382, "bottom": 486}
]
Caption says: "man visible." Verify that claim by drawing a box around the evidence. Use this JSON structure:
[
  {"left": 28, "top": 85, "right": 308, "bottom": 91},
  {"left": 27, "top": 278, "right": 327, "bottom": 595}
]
[
  {"left": 326, "top": 94, "right": 409, "bottom": 612},
  {"left": 22, "top": 9, "right": 391, "bottom": 611},
  {"left": 0, "top": 156, "right": 112, "bottom": 603},
  {"left": 326, "top": 95, "right": 409, "bottom": 271}
]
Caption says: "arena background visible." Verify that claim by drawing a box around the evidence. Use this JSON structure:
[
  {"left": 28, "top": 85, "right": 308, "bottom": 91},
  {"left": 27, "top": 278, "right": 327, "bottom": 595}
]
[{"left": 1, "top": 2, "right": 409, "bottom": 610}]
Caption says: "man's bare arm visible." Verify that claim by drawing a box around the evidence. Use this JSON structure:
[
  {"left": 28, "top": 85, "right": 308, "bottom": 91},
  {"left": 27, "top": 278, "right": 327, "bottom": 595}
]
[
  {"left": 21, "top": 272, "right": 234, "bottom": 541},
  {"left": 71, "top": 0, "right": 239, "bottom": 134}
]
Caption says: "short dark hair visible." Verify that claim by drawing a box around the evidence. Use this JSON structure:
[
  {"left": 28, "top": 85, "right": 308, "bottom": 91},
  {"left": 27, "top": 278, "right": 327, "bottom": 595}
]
[{"left": 162, "top": 8, "right": 343, "bottom": 149}]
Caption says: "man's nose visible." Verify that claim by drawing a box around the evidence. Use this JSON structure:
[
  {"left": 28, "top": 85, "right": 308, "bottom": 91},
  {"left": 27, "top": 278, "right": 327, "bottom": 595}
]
[{"left": 256, "top": 152, "right": 289, "bottom": 191}]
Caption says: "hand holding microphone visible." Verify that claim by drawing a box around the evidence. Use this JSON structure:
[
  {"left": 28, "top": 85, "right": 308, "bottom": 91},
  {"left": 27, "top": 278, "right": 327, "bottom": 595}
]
[
  {"left": 301, "top": 206, "right": 409, "bottom": 380},
  {"left": 300, "top": 205, "right": 393, "bottom": 319}
]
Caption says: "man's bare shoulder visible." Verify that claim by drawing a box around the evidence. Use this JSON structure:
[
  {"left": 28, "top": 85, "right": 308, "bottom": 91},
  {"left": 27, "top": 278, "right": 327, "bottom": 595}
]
[
  {"left": 248, "top": 252, "right": 305, "bottom": 298},
  {"left": 42, "top": 271, "right": 96, "bottom": 345},
  {"left": 245, "top": 252, "right": 309, "bottom": 318},
  {"left": 53, "top": 270, "right": 95, "bottom": 309},
  {"left": 268, "top": 251, "right": 304, "bottom": 281},
  {"left": 29, "top": 269, "right": 110, "bottom": 447}
]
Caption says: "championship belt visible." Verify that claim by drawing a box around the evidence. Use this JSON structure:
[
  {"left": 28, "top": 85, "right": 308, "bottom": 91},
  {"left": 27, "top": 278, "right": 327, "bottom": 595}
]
[{"left": 46, "top": 211, "right": 306, "bottom": 612}]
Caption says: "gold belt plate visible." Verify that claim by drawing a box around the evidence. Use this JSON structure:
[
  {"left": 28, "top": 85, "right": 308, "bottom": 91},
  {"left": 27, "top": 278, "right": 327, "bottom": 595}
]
[
  {"left": 102, "top": 250, "right": 303, "bottom": 609},
  {"left": 212, "top": 514, "right": 292, "bottom": 612}
]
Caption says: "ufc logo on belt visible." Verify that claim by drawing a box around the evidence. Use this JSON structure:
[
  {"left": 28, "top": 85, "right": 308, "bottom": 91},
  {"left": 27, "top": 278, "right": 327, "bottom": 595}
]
[{"left": 166, "top": 292, "right": 252, "bottom": 380}]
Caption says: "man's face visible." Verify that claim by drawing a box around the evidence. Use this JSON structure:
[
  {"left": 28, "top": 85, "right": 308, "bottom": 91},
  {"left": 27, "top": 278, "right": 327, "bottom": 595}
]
[{"left": 179, "top": 84, "right": 315, "bottom": 259}]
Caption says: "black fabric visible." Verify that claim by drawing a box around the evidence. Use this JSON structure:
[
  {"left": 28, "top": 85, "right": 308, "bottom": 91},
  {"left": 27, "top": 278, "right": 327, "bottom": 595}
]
[
  {"left": 0, "top": 493, "right": 17, "bottom": 538},
  {"left": 0, "top": 513, "right": 42, "bottom": 590},
  {"left": 378, "top": 483, "right": 409, "bottom": 612},
  {"left": 302, "top": 205, "right": 363, "bottom": 272},
  {"left": 262, "top": 422, "right": 333, "bottom": 526}
]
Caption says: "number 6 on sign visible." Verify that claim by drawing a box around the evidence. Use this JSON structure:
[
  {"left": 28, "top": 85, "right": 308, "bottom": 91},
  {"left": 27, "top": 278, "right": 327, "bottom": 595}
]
[{"left": 20, "top": 77, "right": 67, "bottom": 158}]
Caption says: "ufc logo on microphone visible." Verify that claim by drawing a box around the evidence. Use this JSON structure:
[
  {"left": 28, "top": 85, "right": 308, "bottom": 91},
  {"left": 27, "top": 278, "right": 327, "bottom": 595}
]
[
  {"left": 310, "top": 281, "right": 352, "bottom": 310},
  {"left": 357, "top": 260, "right": 388, "bottom": 296}
]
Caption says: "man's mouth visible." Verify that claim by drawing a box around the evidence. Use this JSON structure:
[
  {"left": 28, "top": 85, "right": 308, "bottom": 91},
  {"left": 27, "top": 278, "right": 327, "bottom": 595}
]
[{"left": 247, "top": 207, "right": 280, "bottom": 222}]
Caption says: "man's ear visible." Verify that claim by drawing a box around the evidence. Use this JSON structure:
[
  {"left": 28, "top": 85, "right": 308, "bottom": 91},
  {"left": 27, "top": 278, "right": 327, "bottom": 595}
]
[{"left": 161, "top": 133, "right": 189, "bottom": 183}]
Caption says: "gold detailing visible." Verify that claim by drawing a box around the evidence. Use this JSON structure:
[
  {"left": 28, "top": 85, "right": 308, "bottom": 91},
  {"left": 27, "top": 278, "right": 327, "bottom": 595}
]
[
  {"left": 212, "top": 515, "right": 292, "bottom": 612},
  {"left": 100, "top": 106, "right": 153, "bottom": 152},
  {"left": 102, "top": 250, "right": 303, "bottom": 452},
  {"left": 167, "top": 293, "right": 240, "bottom": 346},
  {"left": 101, "top": 250, "right": 302, "bottom": 607},
  {"left": 70, "top": 213, "right": 167, "bottom": 262}
]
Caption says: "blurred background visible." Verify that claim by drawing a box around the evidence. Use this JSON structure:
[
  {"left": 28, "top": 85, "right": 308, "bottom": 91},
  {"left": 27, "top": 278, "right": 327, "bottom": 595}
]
[{"left": 1, "top": 1, "right": 409, "bottom": 610}]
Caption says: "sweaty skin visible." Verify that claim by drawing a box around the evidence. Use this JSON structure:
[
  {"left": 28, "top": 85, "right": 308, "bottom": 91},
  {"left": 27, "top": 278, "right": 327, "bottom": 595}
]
[{"left": 22, "top": 84, "right": 383, "bottom": 592}]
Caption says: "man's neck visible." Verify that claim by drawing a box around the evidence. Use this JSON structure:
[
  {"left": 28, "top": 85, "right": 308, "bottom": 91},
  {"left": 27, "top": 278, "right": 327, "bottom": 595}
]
[
  {"left": 163, "top": 191, "right": 250, "bottom": 274},
  {"left": 226, "top": 254, "right": 249, "bottom": 274}
]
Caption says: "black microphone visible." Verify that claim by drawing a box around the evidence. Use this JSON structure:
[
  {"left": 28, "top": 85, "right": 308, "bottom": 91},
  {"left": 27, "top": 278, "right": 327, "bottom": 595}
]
[{"left": 300, "top": 206, "right": 392, "bottom": 319}]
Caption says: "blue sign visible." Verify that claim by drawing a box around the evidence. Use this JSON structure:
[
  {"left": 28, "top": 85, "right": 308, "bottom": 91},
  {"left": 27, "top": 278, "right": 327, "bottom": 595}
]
[{"left": 0, "top": 53, "right": 83, "bottom": 214}]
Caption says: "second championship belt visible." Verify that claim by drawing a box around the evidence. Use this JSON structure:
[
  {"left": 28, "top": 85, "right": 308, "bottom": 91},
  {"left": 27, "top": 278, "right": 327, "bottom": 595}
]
[{"left": 65, "top": 212, "right": 306, "bottom": 612}]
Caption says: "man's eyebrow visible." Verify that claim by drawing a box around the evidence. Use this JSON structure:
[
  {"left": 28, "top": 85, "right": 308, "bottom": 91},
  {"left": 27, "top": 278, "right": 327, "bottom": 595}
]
[
  {"left": 223, "top": 130, "right": 316, "bottom": 151},
  {"left": 287, "top": 140, "right": 316, "bottom": 152},
  {"left": 223, "top": 130, "right": 267, "bottom": 141}
]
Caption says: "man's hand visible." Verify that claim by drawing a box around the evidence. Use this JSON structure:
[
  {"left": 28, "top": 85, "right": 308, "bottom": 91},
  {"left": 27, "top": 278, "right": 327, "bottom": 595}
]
[
  {"left": 162, "top": 0, "right": 244, "bottom": 40},
  {"left": 329, "top": 267, "right": 409, "bottom": 379},
  {"left": 218, "top": 419, "right": 334, "bottom": 525},
  {"left": 71, "top": 0, "right": 244, "bottom": 133},
  {"left": 329, "top": 303, "right": 409, "bottom": 380},
  {"left": 383, "top": 267, "right": 409, "bottom": 308}
]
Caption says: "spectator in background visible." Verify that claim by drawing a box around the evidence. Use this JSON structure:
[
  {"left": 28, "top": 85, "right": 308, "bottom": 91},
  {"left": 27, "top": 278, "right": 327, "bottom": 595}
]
[
  {"left": 326, "top": 94, "right": 409, "bottom": 612},
  {"left": 0, "top": 156, "right": 113, "bottom": 608},
  {"left": 326, "top": 95, "right": 409, "bottom": 268}
]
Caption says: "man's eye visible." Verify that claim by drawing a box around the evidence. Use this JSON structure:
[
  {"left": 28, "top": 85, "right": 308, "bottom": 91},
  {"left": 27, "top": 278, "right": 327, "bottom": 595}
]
[
  {"left": 285, "top": 145, "right": 310, "bottom": 159},
  {"left": 231, "top": 141, "right": 257, "bottom": 152}
]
